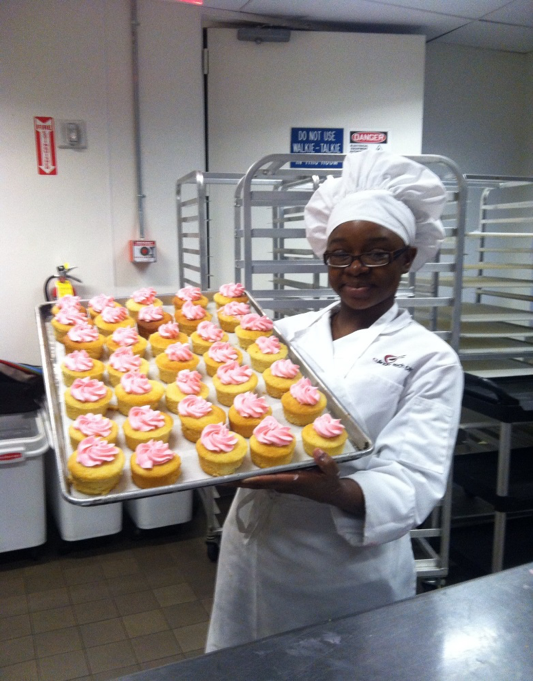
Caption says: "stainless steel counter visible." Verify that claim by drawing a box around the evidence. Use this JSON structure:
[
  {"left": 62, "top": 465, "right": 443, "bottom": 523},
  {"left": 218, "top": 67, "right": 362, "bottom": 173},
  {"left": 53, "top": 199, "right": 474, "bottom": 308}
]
[{"left": 117, "top": 561, "right": 533, "bottom": 680}]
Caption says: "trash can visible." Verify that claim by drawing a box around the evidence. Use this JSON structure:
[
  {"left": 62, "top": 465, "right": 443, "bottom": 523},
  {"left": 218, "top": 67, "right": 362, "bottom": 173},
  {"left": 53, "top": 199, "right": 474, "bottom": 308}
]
[{"left": 0, "top": 410, "right": 48, "bottom": 553}]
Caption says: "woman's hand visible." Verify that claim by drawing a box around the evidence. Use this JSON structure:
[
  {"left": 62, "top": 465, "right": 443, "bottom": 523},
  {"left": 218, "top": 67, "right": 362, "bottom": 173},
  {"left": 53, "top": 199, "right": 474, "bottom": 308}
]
[{"left": 237, "top": 449, "right": 365, "bottom": 517}]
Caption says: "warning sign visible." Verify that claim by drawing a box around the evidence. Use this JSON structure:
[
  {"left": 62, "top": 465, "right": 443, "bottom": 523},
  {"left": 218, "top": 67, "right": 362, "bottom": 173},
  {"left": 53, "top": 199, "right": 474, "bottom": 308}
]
[
  {"left": 34, "top": 117, "right": 57, "bottom": 175},
  {"left": 349, "top": 130, "right": 389, "bottom": 153},
  {"left": 290, "top": 127, "right": 344, "bottom": 168}
]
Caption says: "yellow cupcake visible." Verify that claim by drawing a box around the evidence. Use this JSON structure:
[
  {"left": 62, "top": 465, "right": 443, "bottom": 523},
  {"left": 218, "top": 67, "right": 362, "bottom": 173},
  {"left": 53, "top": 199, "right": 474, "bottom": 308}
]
[
  {"left": 149, "top": 324, "right": 189, "bottom": 356},
  {"left": 212, "top": 361, "right": 258, "bottom": 407},
  {"left": 213, "top": 291, "right": 248, "bottom": 309},
  {"left": 203, "top": 343, "right": 243, "bottom": 377},
  {"left": 263, "top": 361, "right": 302, "bottom": 399},
  {"left": 68, "top": 414, "right": 119, "bottom": 449},
  {"left": 131, "top": 441, "right": 182, "bottom": 489},
  {"left": 228, "top": 392, "right": 272, "bottom": 438},
  {"left": 51, "top": 296, "right": 86, "bottom": 317},
  {"left": 177, "top": 395, "right": 226, "bottom": 443},
  {"left": 234, "top": 314, "right": 274, "bottom": 350},
  {"left": 61, "top": 351, "right": 105, "bottom": 387},
  {"left": 301, "top": 415, "right": 348, "bottom": 457},
  {"left": 94, "top": 308, "right": 136, "bottom": 337},
  {"left": 123, "top": 406, "right": 174, "bottom": 450},
  {"left": 174, "top": 304, "right": 212, "bottom": 335},
  {"left": 195, "top": 424, "right": 248, "bottom": 476},
  {"left": 190, "top": 322, "right": 229, "bottom": 355},
  {"left": 105, "top": 329, "right": 148, "bottom": 357},
  {"left": 87, "top": 295, "right": 120, "bottom": 319},
  {"left": 247, "top": 337, "right": 288, "bottom": 373},
  {"left": 172, "top": 286, "right": 209, "bottom": 309},
  {"left": 165, "top": 371, "right": 210, "bottom": 414},
  {"left": 107, "top": 357, "right": 150, "bottom": 388},
  {"left": 216, "top": 302, "right": 251, "bottom": 333},
  {"left": 125, "top": 288, "right": 163, "bottom": 321},
  {"left": 114, "top": 374, "right": 165, "bottom": 416},
  {"left": 249, "top": 416, "right": 295, "bottom": 468},
  {"left": 64, "top": 379, "right": 113, "bottom": 420},
  {"left": 281, "top": 379, "right": 327, "bottom": 426},
  {"left": 51, "top": 310, "right": 92, "bottom": 341},
  {"left": 67, "top": 437, "right": 125, "bottom": 495},
  {"left": 155, "top": 344, "right": 200, "bottom": 383}
]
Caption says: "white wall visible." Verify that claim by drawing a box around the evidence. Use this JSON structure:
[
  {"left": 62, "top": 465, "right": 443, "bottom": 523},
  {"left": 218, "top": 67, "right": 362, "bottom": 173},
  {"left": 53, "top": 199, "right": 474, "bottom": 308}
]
[{"left": 0, "top": 0, "right": 204, "bottom": 364}]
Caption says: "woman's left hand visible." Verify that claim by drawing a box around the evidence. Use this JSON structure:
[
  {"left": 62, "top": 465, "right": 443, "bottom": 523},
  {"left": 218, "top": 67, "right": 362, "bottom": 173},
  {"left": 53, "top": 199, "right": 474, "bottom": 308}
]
[{"left": 236, "top": 449, "right": 365, "bottom": 516}]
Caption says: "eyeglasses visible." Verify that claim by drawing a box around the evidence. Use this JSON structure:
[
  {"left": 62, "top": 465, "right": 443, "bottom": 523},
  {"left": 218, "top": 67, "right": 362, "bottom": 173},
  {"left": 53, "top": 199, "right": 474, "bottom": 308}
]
[{"left": 323, "top": 246, "right": 410, "bottom": 268}]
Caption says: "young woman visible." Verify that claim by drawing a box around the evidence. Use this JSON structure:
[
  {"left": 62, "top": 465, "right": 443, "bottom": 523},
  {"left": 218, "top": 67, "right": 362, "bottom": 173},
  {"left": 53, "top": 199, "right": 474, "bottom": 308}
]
[{"left": 206, "top": 150, "right": 464, "bottom": 652}]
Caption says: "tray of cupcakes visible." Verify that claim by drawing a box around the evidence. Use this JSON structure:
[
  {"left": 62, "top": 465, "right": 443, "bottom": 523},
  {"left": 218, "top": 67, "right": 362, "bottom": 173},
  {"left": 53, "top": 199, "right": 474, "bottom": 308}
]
[{"left": 36, "top": 284, "right": 373, "bottom": 505}]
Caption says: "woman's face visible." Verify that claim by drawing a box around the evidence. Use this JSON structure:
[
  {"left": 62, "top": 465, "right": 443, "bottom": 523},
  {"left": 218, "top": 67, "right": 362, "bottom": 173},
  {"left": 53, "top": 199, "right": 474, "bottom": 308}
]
[{"left": 326, "top": 220, "right": 417, "bottom": 316}]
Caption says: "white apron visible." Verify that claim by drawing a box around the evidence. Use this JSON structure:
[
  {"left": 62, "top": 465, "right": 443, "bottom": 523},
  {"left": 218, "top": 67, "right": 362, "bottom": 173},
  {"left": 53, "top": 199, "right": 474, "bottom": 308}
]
[{"left": 206, "top": 304, "right": 463, "bottom": 651}]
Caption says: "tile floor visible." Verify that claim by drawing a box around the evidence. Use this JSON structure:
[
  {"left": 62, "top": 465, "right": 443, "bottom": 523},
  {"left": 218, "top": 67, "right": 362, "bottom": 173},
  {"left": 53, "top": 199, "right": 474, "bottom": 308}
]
[{"left": 0, "top": 495, "right": 222, "bottom": 681}]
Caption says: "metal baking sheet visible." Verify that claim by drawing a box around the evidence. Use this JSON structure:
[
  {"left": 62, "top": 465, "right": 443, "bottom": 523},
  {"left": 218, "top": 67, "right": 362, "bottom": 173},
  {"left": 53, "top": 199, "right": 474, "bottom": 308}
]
[{"left": 36, "top": 292, "right": 373, "bottom": 506}]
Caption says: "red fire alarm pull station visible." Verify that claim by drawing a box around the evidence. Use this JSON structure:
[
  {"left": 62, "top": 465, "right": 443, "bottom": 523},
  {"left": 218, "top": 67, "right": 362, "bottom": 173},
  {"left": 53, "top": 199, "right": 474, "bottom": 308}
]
[{"left": 130, "top": 240, "right": 157, "bottom": 263}]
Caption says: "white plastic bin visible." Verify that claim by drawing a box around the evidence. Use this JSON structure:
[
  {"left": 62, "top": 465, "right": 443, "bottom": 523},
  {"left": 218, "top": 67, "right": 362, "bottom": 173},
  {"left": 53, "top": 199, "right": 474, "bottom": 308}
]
[
  {"left": 46, "top": 448, "right": 123, "bottom": 541},
  {"left": 125, "top": 490, "right": 193, "bottom": 530},
  {"left": 0, "top": 410, "right": 48, "bottom": 553}
]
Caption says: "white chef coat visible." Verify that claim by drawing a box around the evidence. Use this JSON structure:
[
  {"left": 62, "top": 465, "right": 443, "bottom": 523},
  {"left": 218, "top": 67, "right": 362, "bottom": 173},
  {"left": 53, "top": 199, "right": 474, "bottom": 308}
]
[{"left": 206, "top": 302, "right": 463, "bottom": 652}]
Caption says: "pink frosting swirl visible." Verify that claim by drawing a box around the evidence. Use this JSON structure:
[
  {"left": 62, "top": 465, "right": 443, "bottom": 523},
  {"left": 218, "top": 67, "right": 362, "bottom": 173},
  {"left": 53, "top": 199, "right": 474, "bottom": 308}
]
[
  {"left": 109, "top": 347, "right": 142, "bottom": 372},
  {"left": 208, "top": 341, "right": 238, "bottom": 363},
  {"left": 290, "top": 378, "right": 320, "bottom": 405},
  {"left": 253, "top": 416, "right": 293, "bottom": 446},
  {"left": 63, "top": 350, "right": 94, "bottom": 372},
  {"left": 165, "top": 342, "right": 194, "bottom": 362},
  {"left": 55, "top": 308, "right": 88, "bottom": 325},
  {"left": 73, "top": 414, "right": 113, "bottom": 438},
  {"left": 216, "top": 361, "right": 253, "bottom": 385},
  {"left": 239, "top": 314, "right": 274, "bottom": 332},
  {"left": 200, "top": 423, "right": 238, "bottom": 453},
  {"left": 128, "top": 405, "right": 166, "bottom": 432},
  {"left": 271, "top": 359, "right": 300, "bottom": 379},
  {"left": 111, "top": 327, "right": 140, "bottom": 346},
  {"left": 313, "top": 414, "right": 345, "bottom": 438},
  {"left": 178, "top": 395, "right": 213, "bottom": 418},
  {"left": 76, "top": 436, "right": 119, "bottom": 467},
  {"left": 176, "top": 370, "right": 203, "bottom": 395},
  {"left": 176, "top": 286, "right": 202, "bottom": 301},
  {"left": 135, "top": 440, "right": 175, "bottom": 469},
  {"left": 219, "top": 283, "right": 246, "bottom": 298},
  {"left": 70, "top": 378, "right": 108, "bottom": 403},
  {"left": 138, "top": 304, "right": 164, "bottom": 322},
  {"left": 120, "top": 371, "right": 152, "bottom": 395},
  {"left": 158, "top": 322, "right": 181, "bottom": 339},
  {"left": 132, "top": 287, "right": 157, "bottom": 304},
  {"left": 221, "top": 302, "right": 250, "bottom": 317},
  {"left": 101, "top": 306, "right": 128, "bottom": 323},
  {"left": 197, "top": 321, "right": 224, "bottom": 343},
  {"left": 55, "top": 294, "right": 81, "bottom": 310},
  {"left": 89, "top": 294, "right": 115, "bottom": 313},
  {"left": 67, "top": 323, "right": 100, "bottom": 343},
  {"left": 255, "top": 336, "right": 281, "bottom": 354},
  {"left": 182, "top": 300, "right": 207, "bottom": 320},
  {"left": 233, "top": 392, "right": 269, "bottom": 419}
]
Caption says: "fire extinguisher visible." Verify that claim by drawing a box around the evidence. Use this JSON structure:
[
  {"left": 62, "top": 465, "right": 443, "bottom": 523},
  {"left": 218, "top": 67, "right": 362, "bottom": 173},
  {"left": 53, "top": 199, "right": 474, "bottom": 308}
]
[{"left": 44, "top": 263, "right": 83, "bottom": 301}]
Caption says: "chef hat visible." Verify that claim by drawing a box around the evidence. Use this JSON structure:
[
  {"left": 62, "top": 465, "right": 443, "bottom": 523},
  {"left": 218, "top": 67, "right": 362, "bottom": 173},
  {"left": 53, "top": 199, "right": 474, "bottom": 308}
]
[{"left": 304, "top": 149, "right": 447, "bottom": 271}]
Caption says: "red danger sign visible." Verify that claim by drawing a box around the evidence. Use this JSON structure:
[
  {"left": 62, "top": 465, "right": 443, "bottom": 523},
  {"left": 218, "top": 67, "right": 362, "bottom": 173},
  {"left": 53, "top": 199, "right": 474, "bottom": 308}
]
[
  {"left": 350, "top": 131, "right": 388, "bottom": 144},
  {"left": 34, "top": 116, "right": 57, "bottom": 175}
]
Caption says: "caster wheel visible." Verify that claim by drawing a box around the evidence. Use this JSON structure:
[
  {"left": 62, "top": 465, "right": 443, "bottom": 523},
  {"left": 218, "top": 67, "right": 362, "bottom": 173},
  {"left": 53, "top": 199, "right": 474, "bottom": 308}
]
[{"left": 206, "top": 541, "right": 220, "bottom": 562}]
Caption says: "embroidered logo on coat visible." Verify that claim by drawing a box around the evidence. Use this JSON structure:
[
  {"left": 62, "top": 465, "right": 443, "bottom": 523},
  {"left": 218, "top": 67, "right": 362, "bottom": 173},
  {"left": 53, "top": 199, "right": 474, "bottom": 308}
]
[{"left": 373, "top": 354, "right": 412, "bottom": 372}]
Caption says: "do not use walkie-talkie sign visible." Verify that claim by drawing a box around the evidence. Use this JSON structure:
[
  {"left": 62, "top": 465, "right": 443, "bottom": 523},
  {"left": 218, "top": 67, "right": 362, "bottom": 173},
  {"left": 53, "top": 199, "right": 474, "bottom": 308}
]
[{"left": 290, "top": 127, "right": 344, "bottom": 168}]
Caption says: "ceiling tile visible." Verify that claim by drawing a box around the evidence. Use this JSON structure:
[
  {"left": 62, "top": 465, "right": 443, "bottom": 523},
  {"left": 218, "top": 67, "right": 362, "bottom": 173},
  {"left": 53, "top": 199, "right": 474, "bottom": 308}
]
[
  {"left": 432, "top": 19, "right": 533, "bottom": 52},
  {"left": 483, "top": 0, "right": 533, "bottom": 28},
  {"left": 362, "top": 1, "right": 515, "bottom": 20}
]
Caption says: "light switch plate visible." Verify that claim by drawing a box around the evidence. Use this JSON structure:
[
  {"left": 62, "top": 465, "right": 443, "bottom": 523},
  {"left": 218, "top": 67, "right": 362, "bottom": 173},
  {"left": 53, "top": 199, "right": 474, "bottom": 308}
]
[{"left": 57, "top": 120, "right": 87, "bottom": 149}]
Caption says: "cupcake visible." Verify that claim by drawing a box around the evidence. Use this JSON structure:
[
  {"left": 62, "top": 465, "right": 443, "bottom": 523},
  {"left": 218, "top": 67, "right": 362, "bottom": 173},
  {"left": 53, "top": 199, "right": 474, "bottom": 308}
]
[
  {"left": 174, "top": 300, "right": 212, "bottom": 335},
  {"left": 217, "top": 302, "right": 251, "bottom": 333},
  {"left": 87, "top": 293, "right": 119, "bottom": 319},
  {"left": 177, "top": 395, "right": 226, "bottom": 443},
  {"left": 195, "top": 423, "right": 248, "bottom": 477},
  {"left": 212, "top": 361, "right": 258, "bottom": 407},
  {"left": 228, "top": 392, "right": 272, "bottom": 438},
  {"left": 115, "top": 371, "right": 165, "bottom": 416},
  {"left": 123, "top": 405, "right": 174, "bottom": 450},
  {"left": 301, "top": 414, "right": 348, "bottom": 458},
  {"left": 165, "top": 370, "right": 210, "bottom": 414},
  {"left": 172, "top": 285, "right": 208, "bottom": 310},
  {"left": 213, "top": 283, "right": 248, "bottom": 308},
  {"left": 235, "top": 313, "right": 274, "bottom": 350},
  {"left": 69, "top": 413, "right": 119, "bottom": 449},
  {"left": 107, "top": 347, "right": 150, "bottom": 387},
  {"left": 64, "top": 378, "right": 113, "bottom": 420},
  {"left": 125, "top": 287, "right": 163, "bottom": 321},
  {"left": 67, "top": 436, "right": 125, "bottom": 495},
  {"left": 61, "top": 350, "right": 105, "bottom": 387},
  {"left": 136, "top": 304, "right": 173, "bottom": 340},
  {"left": 190, "top": 321, "right": 228, "bottom": 356},
  {"left": 155, "top": 342, "right": 199, "bottom": 383},
  {"left": 203, "top": 341, "right": 243, "bottom": 377},
  {"left": 51, "top": 294, "right": 86, "bottom": 317},
  {"left": 149, "top": 321, "right": 189, "bottom": 356},
  {"left": 281, "top": 378, "right": 327, "bottom": 426},
  {"left": 250, "top": 416, "right": 295, "bottom": 468},
  {"left": 94, "top": 305, "right": 136, "bottom": 337},
  {"left": 130, "top": 440, "right": 182, "bottom": 489},
  {"left": 106, "top": 327, "right": 148, "bottom": 357},
  {"left": 51, "top": 308, "right": 91, "bottom": 341},
  {"left": 248, "top": 335, "right": 288, "bottom": 373},
  {"left": 63, "top": 322, "right": 106, "bottom": 359},
  {"left": 263, "top": 359, "right": 302, "bottom": 399}
]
